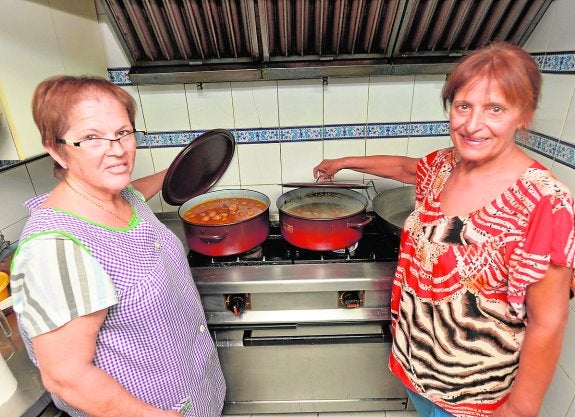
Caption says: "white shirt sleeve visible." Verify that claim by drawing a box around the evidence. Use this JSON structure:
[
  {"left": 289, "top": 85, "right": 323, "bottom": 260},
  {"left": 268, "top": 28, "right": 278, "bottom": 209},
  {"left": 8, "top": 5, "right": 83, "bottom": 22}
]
[{"left": 11, "top": 233, "right": 118, "bottom": 337}]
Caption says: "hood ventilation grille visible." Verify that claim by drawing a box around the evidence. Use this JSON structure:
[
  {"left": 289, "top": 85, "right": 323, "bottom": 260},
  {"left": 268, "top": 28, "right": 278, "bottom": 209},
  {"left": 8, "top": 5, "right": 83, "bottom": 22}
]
[{"left": 102, "top": 0, "right": 554, "bottom": 84}]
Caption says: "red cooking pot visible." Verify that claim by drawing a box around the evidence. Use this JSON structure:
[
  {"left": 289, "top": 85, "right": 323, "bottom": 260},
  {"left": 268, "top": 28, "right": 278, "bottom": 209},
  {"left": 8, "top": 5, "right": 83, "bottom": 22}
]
[
  {"left": 276, "top": 187, "right": 372, "bottom": 251},
  {"left": 178, "top": 189, "right": 270, "bottom": 256},
  {"left": 162, "top": 129, "right": 271, "bottom": 256}
]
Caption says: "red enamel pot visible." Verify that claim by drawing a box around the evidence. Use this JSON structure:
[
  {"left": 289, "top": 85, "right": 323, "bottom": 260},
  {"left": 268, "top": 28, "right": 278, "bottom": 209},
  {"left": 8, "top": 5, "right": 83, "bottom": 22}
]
[
  {"left": 276, "top": 187, "right": 373, "bottom": 251},
  {"left": 179, "top": 189, "right": 270, "bottom": 256}
]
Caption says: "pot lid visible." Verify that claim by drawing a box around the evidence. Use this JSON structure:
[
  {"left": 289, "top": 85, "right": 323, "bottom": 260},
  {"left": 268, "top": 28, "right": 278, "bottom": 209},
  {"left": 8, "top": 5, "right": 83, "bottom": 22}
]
[
  {"left": 162, "top": 129, "right": 235, "bottom": 206},
  {"left": 282, "top": 182, "right": 370, "bottom": 189}
]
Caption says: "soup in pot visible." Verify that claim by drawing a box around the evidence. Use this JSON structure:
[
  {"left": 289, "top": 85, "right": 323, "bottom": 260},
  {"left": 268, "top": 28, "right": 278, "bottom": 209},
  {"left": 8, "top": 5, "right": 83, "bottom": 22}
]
[
  {"left": 285, "top": 202, "right": 352, "bottom": 219},
  {"left": 183, "top": 197, "right": 267, "bottom": 225}
]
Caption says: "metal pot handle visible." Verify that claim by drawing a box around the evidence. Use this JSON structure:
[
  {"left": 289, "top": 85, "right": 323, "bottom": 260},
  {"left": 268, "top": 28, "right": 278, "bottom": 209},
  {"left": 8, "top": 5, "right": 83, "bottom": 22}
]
[
  {"left": 346, "top": 215, "right": 373, "bottom": 229},
  {"left": 199, "top": 232, "right": 229, "bottom": 243}
]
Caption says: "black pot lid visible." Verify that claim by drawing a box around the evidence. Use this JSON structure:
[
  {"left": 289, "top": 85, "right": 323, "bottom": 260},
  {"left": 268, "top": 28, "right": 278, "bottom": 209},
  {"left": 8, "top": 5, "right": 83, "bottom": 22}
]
[{"left": 162, "top": 129, "right": 236, "bottom": 206}]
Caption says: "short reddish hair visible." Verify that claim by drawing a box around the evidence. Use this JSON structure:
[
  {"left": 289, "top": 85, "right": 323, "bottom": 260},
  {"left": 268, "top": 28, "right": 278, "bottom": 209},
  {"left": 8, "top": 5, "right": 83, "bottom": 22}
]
[
  {"left": 32, "top": 75, "right": 136, "bottom": 149},
  {"left": 442, "top": 42, "right": 541, "bottom": 116},
  {"left": 32, "top": 76, "right": 136, "bottom": 175}
]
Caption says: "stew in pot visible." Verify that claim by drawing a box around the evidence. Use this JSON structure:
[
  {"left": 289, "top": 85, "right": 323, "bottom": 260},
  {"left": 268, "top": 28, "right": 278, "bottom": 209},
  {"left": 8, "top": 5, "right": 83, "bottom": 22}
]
[{"left": 182, "top": 197, "right": 267, "bottom": 225}]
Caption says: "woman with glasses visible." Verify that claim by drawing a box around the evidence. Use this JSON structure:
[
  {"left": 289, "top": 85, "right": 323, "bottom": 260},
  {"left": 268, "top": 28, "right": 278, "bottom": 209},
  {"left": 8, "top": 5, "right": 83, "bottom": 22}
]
[
  {"left": 314, "top": 42, "right": 575, "bottom": 417},
  {"left": 10, "top": 76, "right": 225, "bottom": 417}
]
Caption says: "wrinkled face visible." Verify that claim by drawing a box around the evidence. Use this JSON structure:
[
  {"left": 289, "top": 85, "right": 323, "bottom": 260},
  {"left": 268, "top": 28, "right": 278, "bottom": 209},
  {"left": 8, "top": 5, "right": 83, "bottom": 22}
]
[
  {"left": 46, "top": 94, "right": 136, "bottom": 198},
  {"left": 450, "top": 78, "right": 529, "bottom": 166}
]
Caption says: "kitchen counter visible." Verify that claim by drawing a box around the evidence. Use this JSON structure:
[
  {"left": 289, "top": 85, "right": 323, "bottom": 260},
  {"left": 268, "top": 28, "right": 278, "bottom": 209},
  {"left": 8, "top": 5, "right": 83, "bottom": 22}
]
[{"left": 1, "top": 310, "right": 52, "bottom": 417}]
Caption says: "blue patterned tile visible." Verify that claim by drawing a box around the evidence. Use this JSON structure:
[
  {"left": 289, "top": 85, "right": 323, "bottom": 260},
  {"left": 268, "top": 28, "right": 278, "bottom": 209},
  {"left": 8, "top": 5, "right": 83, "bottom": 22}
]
[
  {"left": 235, "top": 128, "right": 279, "bottom": 144},
  {"left": 108, "top": 68, "right": 132, "bottom": 86},
  {"left": 280, "top": 126, "right": 323, "bottom": 142},
  {"left": 409, "top": 121, "right": 450, "bottom": 137},
  {"left": 324, "top": 124, "right": 366, "bottom": 140},
  {"left": 367, "top": 123, "right": 410, "bottom": 138},
  {"left": 0, "top": 160, "right": 19, "bottom": 170},
  {"left": 555, "top": 141, "right": 575, "bottom": 167},
  {"left": 532, "top": 51, "right": 575, "bottom": 73}
]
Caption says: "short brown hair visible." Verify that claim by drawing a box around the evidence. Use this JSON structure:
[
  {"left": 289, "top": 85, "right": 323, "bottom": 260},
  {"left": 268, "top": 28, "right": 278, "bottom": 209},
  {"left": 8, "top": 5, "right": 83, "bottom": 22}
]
[
  {"left": 32, "top": 75, "right": 136, "bottom": 149},
  {"left": 442, "top": 42, "right": 541, "bottom": 116}
]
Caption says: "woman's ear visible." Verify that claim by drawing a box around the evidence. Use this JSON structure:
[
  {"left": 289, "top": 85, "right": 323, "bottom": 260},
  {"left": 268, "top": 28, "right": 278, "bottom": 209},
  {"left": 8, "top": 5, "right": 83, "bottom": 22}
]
[{"left": 44, "top": 143, "right": 68, "bottom": 170}]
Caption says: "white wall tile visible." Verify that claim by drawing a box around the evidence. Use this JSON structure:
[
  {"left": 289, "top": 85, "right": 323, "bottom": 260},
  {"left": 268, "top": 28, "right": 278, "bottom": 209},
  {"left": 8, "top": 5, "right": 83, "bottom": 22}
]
[
  {"left": 545, "top": 0, "right": 575, "bottom": 51},
  {"left": 524, "top": 149, "right": 554, "bottom": 170},
  {"left": 278, "top": 79, "right": 324, "bottom": 127},
  {"left": 124, "top": 86, "right": 146, "bottom": 132},
  {"left": 150, "top": 147, "right": 182, "bottom": 172},
  {"left": 27, "top": 155, "right": 58, "bottom": 195},
  {"left": 552, "top": 161, "right": 575, "bottom": 194},
  {"left": 406, "top": 136, "right": 451, "bottom": 158},
  {"left": 185, "top": 82, "right": 234, "bottom": 130},
  {"left": 237, "top": 143, "right": 281, "bottom": 186},
  {"left": 543, "top": 365, "right": 575, "bottom": 417},
  {"left": 524, "top": 1, "right": 556, "bottom": 53},
  {"left": 561, "top": 92, "right": 575, "bottom": 145},
  {"left": 50, "top": 0, "right": 107, "bottom": 78},
  {"left": 215, "top": 153, "right": 240, "bottom": 186},
  {"left": 133, "top": 148, "right": 156, "bottom": 183},
  {"left": 280, "top": 141, "right": 323, "bottom": 183},
  {"left": 0, "top": 99, "right": 19, "bottom": 160},
  {"left": 560, "top": 309, "right": 575, "bottom": 381},
  {"left": 1, "top": 217, "right": 27, "bottom": 244},
  {"left": 231, "top": 81, "right": 279, "bottom": 128},
  {"left": 0, "top": 165, "right": 35, "bottom": 229},
  {"left": 322, "top": 139, "right": 367, "bottom": 182},
  {"left": 98, "top": 12, "right": 131, "bottom": 68},
  {"left": 139, "top": 85, "right": 190, "bottom": 132},
  {"left": 367, "top": 75, "right": 415, "bottom": 123},
  {"left": 323, "top": 77, "right": 369, "bottom": 125},
  {"left": 245, "top": 184, "right": 284, "bottom": 214},
  {"left": 365, "top": 138, "right": 410, "bottom": 189},
  {"left": 533, "top": 74, "right": 575, "bottom": 139},
  {"left": 410, "top": 75, "right": 448, "bottom": 122}
]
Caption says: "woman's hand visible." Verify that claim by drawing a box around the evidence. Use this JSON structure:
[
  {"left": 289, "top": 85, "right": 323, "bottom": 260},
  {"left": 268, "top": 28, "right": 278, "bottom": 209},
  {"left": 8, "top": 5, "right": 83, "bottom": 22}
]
[{"left": 313, "top": 159, "right": 341, "bottom": 182}]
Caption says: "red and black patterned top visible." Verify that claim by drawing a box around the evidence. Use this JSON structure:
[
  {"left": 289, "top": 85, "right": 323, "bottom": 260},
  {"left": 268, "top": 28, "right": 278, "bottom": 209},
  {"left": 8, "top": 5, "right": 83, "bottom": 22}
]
[{"left": 389, "top": 148, "right": 575, "bottom": 417}]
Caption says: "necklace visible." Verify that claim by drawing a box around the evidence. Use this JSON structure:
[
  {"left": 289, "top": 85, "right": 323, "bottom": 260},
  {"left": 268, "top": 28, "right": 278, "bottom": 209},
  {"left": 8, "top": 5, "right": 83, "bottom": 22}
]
[{"left": 63, "top": 177, "right": 131, "bottom": 225}]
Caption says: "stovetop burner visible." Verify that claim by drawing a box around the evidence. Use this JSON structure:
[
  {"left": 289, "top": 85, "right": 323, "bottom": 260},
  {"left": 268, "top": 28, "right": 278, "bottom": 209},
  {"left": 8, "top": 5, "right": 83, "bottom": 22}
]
[{"left": 187, "top": 212, "right": 400, "bottom": 267}]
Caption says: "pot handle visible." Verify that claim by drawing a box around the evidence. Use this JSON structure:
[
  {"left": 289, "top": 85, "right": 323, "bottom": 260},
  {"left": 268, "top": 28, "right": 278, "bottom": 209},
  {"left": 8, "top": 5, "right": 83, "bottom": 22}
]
[
  {"left": 347, "top": 215, "right": 373, "bottom": 229},
  {"left": 199, "top": 232, "right": 229, "bottom": 243}
]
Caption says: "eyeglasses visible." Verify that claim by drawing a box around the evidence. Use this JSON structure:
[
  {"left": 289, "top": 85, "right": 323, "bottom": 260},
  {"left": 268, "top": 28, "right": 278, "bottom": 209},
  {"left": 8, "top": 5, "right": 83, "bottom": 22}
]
[{"left": 56, "top": 130, "right": 147, "bottom": 150}]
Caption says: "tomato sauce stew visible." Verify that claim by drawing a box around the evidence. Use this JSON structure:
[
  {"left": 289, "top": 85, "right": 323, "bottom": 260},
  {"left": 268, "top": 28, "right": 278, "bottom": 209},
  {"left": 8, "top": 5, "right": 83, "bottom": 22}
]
[{"left": 183, "top": 197, "right": 267, "bottom": 225}]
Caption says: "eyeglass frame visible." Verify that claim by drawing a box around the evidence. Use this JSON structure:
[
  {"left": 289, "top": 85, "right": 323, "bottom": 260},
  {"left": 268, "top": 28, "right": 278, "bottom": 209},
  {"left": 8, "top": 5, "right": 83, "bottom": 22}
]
[{"left": 55, "top": 130, "right": 147, "bottom": 148}]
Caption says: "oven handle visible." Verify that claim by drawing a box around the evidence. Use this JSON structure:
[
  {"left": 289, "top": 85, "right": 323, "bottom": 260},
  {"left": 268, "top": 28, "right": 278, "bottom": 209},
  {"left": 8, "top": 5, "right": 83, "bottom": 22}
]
[{"left": 242, "top": 326, "right": 392, "bottom": 347}]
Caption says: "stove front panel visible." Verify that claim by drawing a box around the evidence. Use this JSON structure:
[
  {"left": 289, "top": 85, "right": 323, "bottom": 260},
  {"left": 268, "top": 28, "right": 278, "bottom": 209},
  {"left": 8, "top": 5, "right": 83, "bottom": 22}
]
[{"left": 213, "top": 323, "right": 408, "bottom": 414}]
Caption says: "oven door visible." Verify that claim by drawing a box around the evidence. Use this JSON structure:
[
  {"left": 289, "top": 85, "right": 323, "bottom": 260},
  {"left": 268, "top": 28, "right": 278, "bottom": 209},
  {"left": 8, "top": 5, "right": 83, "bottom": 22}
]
[{"left": 212, "top": 322, "right": 408, "bottom": 414}]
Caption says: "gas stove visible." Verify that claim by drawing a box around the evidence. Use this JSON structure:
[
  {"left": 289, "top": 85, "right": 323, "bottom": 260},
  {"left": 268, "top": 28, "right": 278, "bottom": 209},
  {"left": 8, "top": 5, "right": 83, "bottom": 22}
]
[{"left": 157, "top": 211, "right": 410, "bottom": 414}]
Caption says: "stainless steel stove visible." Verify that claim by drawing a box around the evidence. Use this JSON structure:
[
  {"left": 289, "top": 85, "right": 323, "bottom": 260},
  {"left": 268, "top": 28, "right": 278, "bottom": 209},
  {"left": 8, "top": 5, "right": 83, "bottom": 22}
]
[{"left": 160, "top": 212, "right": 410, "bottom": 415}]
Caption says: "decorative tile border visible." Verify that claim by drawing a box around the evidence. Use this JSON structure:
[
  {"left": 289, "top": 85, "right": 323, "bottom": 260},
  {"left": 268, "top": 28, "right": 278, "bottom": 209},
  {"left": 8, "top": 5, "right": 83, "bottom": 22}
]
[
  {"left": 532, "top": 52, "right": 575, "bottom": 74},
  {"left": 2, "top": 123, "right": 574, "bottom": 174},
  {"left": 516, "top": 131, "right": 575, "bottom": 169},
  {"left": 138, "top": 123, "right": 575, "bottom": 170},
  {"left": 107, "top": 68, "right": 132, "bottom": 86}
]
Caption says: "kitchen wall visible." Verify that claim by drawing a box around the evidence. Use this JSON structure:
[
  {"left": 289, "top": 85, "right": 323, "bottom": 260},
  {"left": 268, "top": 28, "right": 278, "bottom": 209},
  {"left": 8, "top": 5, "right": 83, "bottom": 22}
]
[{"left": 0, "top": 1, "right": 575, "bottom": 416}]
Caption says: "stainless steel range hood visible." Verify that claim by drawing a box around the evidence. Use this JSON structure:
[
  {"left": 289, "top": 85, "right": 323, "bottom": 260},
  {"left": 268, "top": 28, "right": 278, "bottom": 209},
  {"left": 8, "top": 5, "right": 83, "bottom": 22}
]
[{"left": 101, "top": 0, "right": 554, "bottom": 85}]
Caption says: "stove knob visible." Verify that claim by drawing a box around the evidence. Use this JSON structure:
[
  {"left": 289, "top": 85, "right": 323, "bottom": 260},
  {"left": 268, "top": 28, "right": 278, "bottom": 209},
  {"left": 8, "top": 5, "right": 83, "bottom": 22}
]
[
  {"left": 340, "top": 291, "right": 361, "bottom": 309},
  {"left": 225, "top": 294, "right": 247, "bottom": 317}
]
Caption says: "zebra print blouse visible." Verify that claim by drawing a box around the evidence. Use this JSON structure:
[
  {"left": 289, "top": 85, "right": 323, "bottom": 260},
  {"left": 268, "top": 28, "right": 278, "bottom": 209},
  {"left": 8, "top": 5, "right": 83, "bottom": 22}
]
[{"left": 389, "top": 148, "right": 575, "bottom": 417}]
